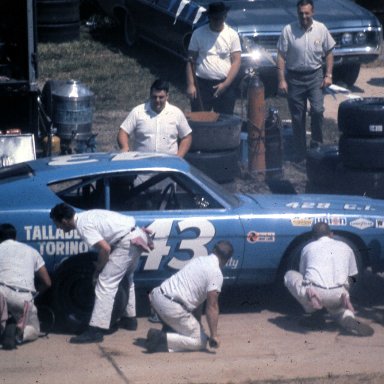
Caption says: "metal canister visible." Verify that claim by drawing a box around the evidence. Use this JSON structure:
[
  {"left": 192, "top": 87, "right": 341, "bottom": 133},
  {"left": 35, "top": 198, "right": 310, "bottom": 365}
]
[{"left": 51, "top": 80, "right": 94, "bottom": 141}]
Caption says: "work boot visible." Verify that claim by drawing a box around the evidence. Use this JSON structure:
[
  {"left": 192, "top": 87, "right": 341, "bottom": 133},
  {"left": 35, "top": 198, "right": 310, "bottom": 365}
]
[
  {"left": 119, "top": 316, "right": 138, "bottom": 331},
  {"left": 2, "top": 323, "right": 16, "bottom": 350},
  {"left": 145, "top": 328, "right": 168, "bottom": 353},
  {"left": 340, "top": 316, "right": 374, "bottom": 337},
  {"left": 69, "top": 326, "right": 104, "bottom": 344},
  {"left": 299, "top": 311, "right": 326, "bottom": 329}
]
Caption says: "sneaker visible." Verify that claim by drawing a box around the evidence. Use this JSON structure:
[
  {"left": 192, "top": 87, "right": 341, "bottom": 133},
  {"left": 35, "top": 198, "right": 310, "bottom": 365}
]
[
  {"left": 2, "top": 323, "right": 16, "bottom": 350},
  {"left": 119, "top": 317, "right": 138, "bottom": 331},
  {"left": 69, "top": 326, "right": 104, "bottom": 344},
  {"left": 145, "top": 328, "right": 167, "bottom": 353},
  {"left": 340, "top": 316, "right": 374, "bottom": 337}
]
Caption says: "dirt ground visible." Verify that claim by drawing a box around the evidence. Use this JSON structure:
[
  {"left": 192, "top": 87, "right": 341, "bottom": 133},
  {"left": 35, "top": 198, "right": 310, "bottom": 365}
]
[{"left": 2, "top": 67, "right": 384, "bottom": 384}]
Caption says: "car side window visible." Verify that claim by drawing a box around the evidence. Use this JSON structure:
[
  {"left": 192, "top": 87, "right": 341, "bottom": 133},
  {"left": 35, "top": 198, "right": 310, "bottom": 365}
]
[
  {"left": 49, "top": 177, "right": 105, "bottom": 210},
  {"left": 108, "top": 171, "right": 223, "bottom": 211}
]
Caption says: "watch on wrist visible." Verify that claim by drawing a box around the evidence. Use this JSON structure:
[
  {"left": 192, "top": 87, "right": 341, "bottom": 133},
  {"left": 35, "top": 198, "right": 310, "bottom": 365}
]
[{"left": 325, "top": 74, "right": 332, "bottom": 78}]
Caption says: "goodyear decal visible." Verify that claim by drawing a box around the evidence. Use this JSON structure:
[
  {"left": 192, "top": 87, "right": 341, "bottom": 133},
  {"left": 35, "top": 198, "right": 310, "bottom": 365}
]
[
  {"left": 291, "top": 217, "right": 313, "bottom": 227},
  {"left": 314, "top": 216, "right": 347, "bottom": 226},
  {"left": 376, "top": 219, "right": 384, "bottom": 229},
  {"left": 247, "top": 231, "right": 275, "bottom": 243},
  {"left": 349, "top": 218, "right": 374, "bottom": 230}
]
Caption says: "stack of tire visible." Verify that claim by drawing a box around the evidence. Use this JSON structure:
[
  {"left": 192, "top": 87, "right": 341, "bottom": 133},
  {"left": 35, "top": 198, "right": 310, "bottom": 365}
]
[
  {"left": 36, "top": 0, "right": 80, "bottom": 43},
  {"left": 185, "top": 114, "right": 243, "bottom": 183},
  {"left": 306, "top": 97, "right": 384, "bottom": 198}
]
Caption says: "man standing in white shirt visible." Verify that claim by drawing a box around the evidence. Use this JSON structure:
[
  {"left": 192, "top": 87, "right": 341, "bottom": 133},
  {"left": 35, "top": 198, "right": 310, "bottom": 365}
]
[
  {"left": 284, "top": 222, "right": 373, "bottom": 336},
  {"left": 117, "top": 79, "right": 192, "bottom": 157},
  {"left": 186, "top": 1, "right": 241, "bottom": 114},
  {"left": 146, "top": 240, "right": 233, "bottom": 353},
  {"left": 50, "top": 203, "right": 153, "bottom": 344}
]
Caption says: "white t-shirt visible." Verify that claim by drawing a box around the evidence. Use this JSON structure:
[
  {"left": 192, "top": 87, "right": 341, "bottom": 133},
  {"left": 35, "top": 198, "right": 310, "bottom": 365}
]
[
  {"left": 76, "top": 210, "right": 135, "bottom": 247},
  {"left": 0, "top": 239, "right": 45, "bottom": 291},
  {"left": 300, "top": 236, "right": 358, "bottom": 288},
  {"left": 160, "top": 253, "right": 223, "bottom": 312},
  {"left": 189, "top": 23, "right": 242, "bottom": 80},
  {"left": 120, "top": 101, "right": 192, "bottom": 155}
]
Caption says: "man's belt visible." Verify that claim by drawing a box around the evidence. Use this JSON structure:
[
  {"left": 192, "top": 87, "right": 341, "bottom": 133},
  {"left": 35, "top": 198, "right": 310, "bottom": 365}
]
[
  {"left": 160, "top": 288, "right": 189, "bottom": 311},
  {"left": 0, "top": 282, "right": 32, "bottom": 294},
  {"left": 287, "top": 68, "right": 321, "bottom": 75},
  {"left": 303, "top": 281, "right": 344, "bottom": 290}
]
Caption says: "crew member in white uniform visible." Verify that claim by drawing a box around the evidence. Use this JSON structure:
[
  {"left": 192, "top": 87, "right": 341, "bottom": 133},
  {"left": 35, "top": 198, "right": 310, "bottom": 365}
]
[
  {"left": 117, "top": 79, "right": 192, "bottom": 157},
  {"left": 0, "top": 223, "right": 51, "bottom": 350},
  {"left": 146, "top": 240, "right": 233, "bottom": 353},
  {"left": 50, "top": 203, "right": 153, "bottom": 344},
  {"left": 186, "top": 1, "right": 241, "bottom": 114},
  {"left": 284, "top": 222, "right": 373, "bottom": 336}
]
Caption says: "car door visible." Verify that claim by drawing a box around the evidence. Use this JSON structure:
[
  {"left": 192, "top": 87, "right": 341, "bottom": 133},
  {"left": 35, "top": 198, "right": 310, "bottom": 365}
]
[{"left": 105, "top": 169, "right": 245, "bottom": 287}]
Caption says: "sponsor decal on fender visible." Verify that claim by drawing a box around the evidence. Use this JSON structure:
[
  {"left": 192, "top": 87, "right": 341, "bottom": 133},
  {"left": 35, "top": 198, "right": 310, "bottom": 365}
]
[
  {"left": 349, "top": 218, "right": 374, "bottom": 230},
  {"left": 315, "top": 216, "right": 347, "bottom": 226},
  {"left": 247, "top": 231, "right": 275, "bottom": 243},
  {"left": 291, "top": 217, "right": 313, "bottom": 227}
]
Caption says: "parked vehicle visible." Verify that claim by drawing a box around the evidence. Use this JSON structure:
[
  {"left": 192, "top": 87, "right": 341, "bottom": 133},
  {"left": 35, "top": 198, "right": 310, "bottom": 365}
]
[
  {"left": 2, "top": 151, "right": 384, "bottom": 326},
  {"left": 94, "top": 0, "right": 383, "bottom": 86}
]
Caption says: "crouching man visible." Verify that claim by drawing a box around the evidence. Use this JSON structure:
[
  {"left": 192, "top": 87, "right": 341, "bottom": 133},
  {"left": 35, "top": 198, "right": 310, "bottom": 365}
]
[
  {"left": 0, "top": 223, "right": 52, "bottom": 350},
  {"left": 284, "top": 222, "right": 373, "bottom": 336},
  {"left": 146, "top": 240, "right": 233, "bottom": 352}
]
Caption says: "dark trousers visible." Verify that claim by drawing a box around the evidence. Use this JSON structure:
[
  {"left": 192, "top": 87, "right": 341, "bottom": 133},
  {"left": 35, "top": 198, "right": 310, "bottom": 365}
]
[
  {"left": 191, "top": 76, "right": 236, "bottom": 114},
  {"left": 287, "top": 68, "right": 324, "bottom": 162}
]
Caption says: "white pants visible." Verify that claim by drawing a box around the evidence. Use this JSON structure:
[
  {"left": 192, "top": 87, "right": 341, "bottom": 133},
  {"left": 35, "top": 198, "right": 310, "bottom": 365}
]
[
  {"left": 284, "top": 270, "right": 354, "bottom": 321},
  {"left": 0, "top": 286, "right": 40, "bottom": 342},
  {"left": 149, "top": 287, "right": 208, "bottom": 352},
  {"left": 89, "top": 228, "right": 145, "bottom": 329}
]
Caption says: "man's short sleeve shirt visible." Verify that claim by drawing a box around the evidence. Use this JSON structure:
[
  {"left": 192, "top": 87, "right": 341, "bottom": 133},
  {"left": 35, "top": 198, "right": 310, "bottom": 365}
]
[
  {"left": 277, "top": 20, "right": 335, "bottom": 72},
  {"left": 120, "top": 101, "right": 192, "bottom": 155},
  {"left": 0, "top": 240, "right": 45, "bottom": 291},
  {"left": 300, "top": 236, "right": 358, "bottom": 288},
  {"left": 160, "top": 254, "right": 223, "bottom": 311},
  {"left": 76, "top": 210, "right": 135, "bottom": 247},
  {"left": 189, "top": 23, "right": 242, "bottom": 80}
]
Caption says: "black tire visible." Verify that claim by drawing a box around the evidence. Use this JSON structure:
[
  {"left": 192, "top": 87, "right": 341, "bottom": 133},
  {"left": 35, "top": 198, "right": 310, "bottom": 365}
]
[
  {"left": 52, "top": 254, "right": 96, "bottom": 331},
  {"left": 122, "top": 10, "right": 137, "bottom": 47},
  {"left": 306, "top": 144, "right": 341, "bottom": 188},
  {"left": 185, "top": 149, "right": 239, "bottom": 183},
  {"left": 188, "top": 114, "right": 242, "bottom": 151},
  {"left": 36, "top": 0, "right": 80, "bottom": 24},
  {"left": 339, "top": 135, "right": 384, "bottom": 170},
  {"left": 333, "top": 63, "right": 361, "bottom": 87},
  {"left": 338, "top": 97, "right": 384, "bottom": 137},
  {"left": 52, "top": 254, "right": 128, "bottom": 332},
  {"left": 332, "top": 163, "right": 384, "bottom": 199},
  {"left": 37, "top": 22, "right": 80, "bottom": 43}
]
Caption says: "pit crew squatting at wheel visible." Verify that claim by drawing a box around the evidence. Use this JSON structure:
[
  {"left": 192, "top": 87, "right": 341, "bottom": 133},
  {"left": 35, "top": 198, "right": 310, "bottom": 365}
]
[{"left": 284, "top": 222, "right": 374, "bottom": 337}]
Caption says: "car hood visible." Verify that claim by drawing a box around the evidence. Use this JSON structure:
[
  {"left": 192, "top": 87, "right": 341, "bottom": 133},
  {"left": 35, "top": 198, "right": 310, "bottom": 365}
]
[
  {"left": 222, "top": 0, "right": 380, "bottom": 33},
  {"left": 244, "top": 193, "right": 384, "bottom": 214}
]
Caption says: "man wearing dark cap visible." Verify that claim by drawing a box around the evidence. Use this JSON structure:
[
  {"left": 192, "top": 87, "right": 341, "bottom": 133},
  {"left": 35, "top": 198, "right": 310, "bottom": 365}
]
[{"left": 186, "top": 1, "right": 241, "bottom": 114}]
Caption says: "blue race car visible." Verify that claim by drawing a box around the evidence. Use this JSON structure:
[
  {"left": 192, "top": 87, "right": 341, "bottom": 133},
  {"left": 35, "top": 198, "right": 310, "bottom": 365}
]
[{"left": 2, "top": 152, "right": 384, "bottom": 326}]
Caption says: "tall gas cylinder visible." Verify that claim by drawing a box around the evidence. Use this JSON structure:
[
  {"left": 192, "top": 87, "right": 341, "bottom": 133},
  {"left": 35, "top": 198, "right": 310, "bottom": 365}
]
[
  {"left": 265, "top": 107, "right": 283, "bottom": 179},
  {"left": 247, "top": 71, "right": 266, "bottom": 177}
]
